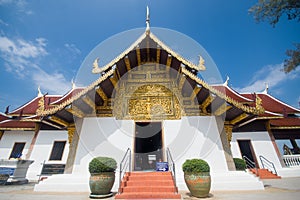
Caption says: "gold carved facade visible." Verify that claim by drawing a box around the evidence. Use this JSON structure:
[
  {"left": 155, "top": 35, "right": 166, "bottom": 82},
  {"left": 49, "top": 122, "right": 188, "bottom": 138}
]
[{"left": 113, "top": 63, "right": 183, "bottom": 120}]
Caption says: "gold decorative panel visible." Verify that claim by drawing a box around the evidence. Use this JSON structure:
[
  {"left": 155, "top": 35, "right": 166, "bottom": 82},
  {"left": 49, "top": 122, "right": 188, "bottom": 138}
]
[{"left": 113, "top": 64, "right": 183, "bottom": 120}]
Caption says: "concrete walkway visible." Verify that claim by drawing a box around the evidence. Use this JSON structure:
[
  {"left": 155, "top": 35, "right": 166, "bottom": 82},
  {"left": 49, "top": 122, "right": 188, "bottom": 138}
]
[{"left": 0, "top": 177, "right": 300, "bottom": 199}]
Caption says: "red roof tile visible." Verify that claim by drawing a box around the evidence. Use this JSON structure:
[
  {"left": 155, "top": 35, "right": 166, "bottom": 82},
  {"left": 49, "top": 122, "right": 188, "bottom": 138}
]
[
  {"left": 241, "top": 93, "right": 300, "bottom": 114},
  {"left": 50, "top": 88, "right": 84, "bottom": 105},
  {"left": 270, "top": 118, "right": 300, "bottom": 127},
  {"left": 212, "top": 85, "right": 253, "bottom": 103},
  {"left": 8, "top": 95, "right": 62, "bottom": 116},
  {"left": 0, "top": 119, "right": 35, "bottom": 129}
]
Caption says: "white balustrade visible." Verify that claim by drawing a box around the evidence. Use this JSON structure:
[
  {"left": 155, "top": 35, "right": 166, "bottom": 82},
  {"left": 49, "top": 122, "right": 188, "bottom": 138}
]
[{"left": 283, "top": 155, "right": 300, "bottom": 167}]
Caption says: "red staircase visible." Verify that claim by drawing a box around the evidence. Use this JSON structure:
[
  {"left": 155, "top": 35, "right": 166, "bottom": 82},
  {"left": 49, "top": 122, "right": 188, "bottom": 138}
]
[
  {"left": 249, "top": 168, "right": 281, "bottom": 179},
  {"left": 115, "top": 171, "right": 181, "bottom": 199}
]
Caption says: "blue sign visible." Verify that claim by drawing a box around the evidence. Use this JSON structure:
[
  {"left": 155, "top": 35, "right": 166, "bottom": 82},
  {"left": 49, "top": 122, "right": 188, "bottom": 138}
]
[
  {"left": 0, "top": 167, "right": 15, "bottom": 176},
  {"left": 156, "top": 162, "right": 169, "bottom": 172}
]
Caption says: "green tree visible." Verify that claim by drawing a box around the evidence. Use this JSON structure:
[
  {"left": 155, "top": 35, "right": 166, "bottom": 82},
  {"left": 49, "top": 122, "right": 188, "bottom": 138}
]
[{"left": 249, "top": 0, "right": 300, "bottom": 72}]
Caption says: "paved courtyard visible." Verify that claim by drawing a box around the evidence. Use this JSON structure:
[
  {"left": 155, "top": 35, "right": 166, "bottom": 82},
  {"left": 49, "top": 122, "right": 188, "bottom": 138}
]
[{"left": 0, "top": 177, "right": 300, "bottom": 199}]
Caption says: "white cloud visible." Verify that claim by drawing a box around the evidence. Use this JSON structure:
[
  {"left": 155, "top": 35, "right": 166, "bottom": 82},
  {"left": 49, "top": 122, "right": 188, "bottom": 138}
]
[
  {"left": 0, "top": 35, "right": 71, "bottom": 94},
  {"left": 0, "top": 19, "right": 8, "bottom": 26},
  {"left": 32, "top": 69, "right": 71, "bottom": 94},
  {"left": 235, "top": 64, "right": 300, "bottom": 93},
  {"left": 64, "top": 43, "right": 81, "bottom": 55},
  {"left": 0, "top": 36, "right": 47, "bottom": 58},
  {"left": 0, "top": 0, "right": 33, "bottom": 15}
]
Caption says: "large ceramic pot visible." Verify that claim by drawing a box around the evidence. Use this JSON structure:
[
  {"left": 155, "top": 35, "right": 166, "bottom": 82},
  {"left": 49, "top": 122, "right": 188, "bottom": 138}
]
[
  {"left": 89, "top": 172, "right": 115, "bottom": 195},
  {"left": 184, "top": 172, "right": 211, "bottom": 198}
]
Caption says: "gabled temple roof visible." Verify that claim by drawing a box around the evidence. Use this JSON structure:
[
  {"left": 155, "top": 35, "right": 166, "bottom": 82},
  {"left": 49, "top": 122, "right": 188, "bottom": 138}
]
[
  {"left": 8, "top": 95, "right": 62, "bottom": 117},
  {"left": 0, "top": 119, "right": 35, "bottom": 130},
  {"left": 241, "top": 93, "right": 300, "bottom": 115},
  {"left": 212, "top": 85, "right": 254, "bottom": 104},
  {"left": 270, "top": 118, "right": 300, "bottom": 127},
  {"left": 0, "top": 112, "right": 9, "bottom": 122},
  {"left": 35, "top": 29, "right": 264, "bottom": 119}
]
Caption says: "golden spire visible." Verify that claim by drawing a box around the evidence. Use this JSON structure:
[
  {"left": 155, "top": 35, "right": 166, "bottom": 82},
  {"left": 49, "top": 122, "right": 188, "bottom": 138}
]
[
  {"left": 223, "top": 76, "right": 230, "bottom": 86},
  {"left": 146, "top": 6, "right": 150, "bottom": 34},
  {"left": 37, "top": 86, "right": 43, "bottom": 97},
  {"left": 262, "top": 82, "right": 269, "bottom": 94}
]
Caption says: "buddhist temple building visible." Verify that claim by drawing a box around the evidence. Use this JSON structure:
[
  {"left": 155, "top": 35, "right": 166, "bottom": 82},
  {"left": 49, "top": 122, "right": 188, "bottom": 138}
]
[{"left": 0, "top": 9, "right": 300, "bottom": 194}]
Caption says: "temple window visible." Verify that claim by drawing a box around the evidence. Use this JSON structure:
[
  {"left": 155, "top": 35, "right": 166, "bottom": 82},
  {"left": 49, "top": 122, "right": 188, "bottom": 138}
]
[
  {"left": 49, "top": 141, "right": 66, "bottom": 161},
  {"left": 9, "top": 142, "right": 25, "bottom": 159}
]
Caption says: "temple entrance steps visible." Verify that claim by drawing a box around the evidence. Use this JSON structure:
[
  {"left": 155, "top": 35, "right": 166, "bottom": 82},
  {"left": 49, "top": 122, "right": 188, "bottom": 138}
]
[
  {"left": 115, "top": 171, "right": 181, "bottom": 199},
  {"left": 249, "top": 168, "right": 281, "bottom": 179}
]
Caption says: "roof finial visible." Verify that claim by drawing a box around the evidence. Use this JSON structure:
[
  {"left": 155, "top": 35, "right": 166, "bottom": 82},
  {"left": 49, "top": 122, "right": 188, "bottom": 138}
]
[
  {"left": 262, "top": 82, "right": 269, "bottom": 94},
  {"left": 37, "top": 86, "right": 43, "bottom": 97},
  {"left": 223, "top": 76, "right": 230, "bottom": 86},
  {"left": 146, "top": 6, "right": 150, "bottom": 34},
  {"left": 71, "top": 78, "right": 76, "bottom": 89}
]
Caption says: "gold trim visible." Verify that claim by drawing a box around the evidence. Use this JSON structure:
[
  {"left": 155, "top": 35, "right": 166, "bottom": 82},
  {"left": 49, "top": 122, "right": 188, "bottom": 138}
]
[
  {"left": 136, "top": 47, "right": 141, "bottom": 66},
  {"left": 230, "top": 113, "right": 249, "bottom": 125},
  {"left": 48, "top": 116, "right": 69, "bottom": 127},
  {"left": 214, "top": 103, "right": 230, "bottom": 116},
  {"left": 181, "top": 68, "right": 265, "bottom": 115},
  {"left": 156, "top": 48, "right": 160, "bottom": 63},
  {"left": 166, "top": 55, "right": 172, "bottom": 67},
  {"left": 82, "top": 95, "right": 96, "bottom": 112},
  {"left": 0, "top": 128, "right": 35, "bottom": 131},
  {"left": 67, "top": 127, "right": 75, "bottom": 144},
  {"left": 66, "top": 105, "right": 85, "bottom": 118},
  {"left": 201, "top": 95, "right": 214, "bottom": 113},
  {"left": 149, "top": 33, "right": 206, "bottom": 71},
  {"left": 271, "top": 126, "right": 300, "bottom": 130},
  {"left": 36, "top": 68, "right": 115, "bottom": 116},
  {"left": 224, "top": 124, "right": 233, "bottom": 144},
  {"left": 190, "top": 86, "right": 201, "bottom": 100}
]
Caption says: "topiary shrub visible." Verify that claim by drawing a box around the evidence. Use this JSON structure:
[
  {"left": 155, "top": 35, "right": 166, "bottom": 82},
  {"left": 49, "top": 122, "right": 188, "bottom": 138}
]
[
  {"left": 233, "top": 158, "right": 246, "bottom": 171},
  {"left": 89, "top": 157, "right": 117, "bottom": 173},
  {"left": 182, "top": 158, "right": 210, "bottom": 173}
]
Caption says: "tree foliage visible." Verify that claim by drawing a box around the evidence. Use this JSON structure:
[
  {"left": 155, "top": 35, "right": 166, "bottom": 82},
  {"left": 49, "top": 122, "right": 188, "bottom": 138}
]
[
  {"left": 284, "top": 43, "right": 300, "bottom": 72},
  {"left": 249, "top": 0, "right": 300, "bottom": 72},
  {"left": 249, "top": 0, "right": 300, "bottom": 26}
]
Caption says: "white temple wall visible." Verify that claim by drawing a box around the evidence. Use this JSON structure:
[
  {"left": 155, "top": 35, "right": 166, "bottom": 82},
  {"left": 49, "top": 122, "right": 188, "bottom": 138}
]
[
  {"left": 231, "top": 131, "right": 282, "bottom": 170},
  {"left": 26, "top": 130, "right": 69, "bottom": 181},
  {"left": 72, "top": 117, "right": 135, "bottom": 175},
  {"left": 70, "top": 116, "right": 228, "bottom": 191},
  {"left": 0, "top": 130, "right": 34, "bottom": 160}
]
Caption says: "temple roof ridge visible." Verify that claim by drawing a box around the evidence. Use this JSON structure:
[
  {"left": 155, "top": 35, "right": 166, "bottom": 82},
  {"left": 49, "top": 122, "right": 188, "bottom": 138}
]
[{"left": 92, "top": 30, "right": 206, "bottom": 74}]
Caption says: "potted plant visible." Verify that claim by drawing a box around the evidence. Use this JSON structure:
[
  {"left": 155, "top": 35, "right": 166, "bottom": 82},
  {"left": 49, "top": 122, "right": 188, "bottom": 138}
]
[
  {"left": 88, "top": 156, "right": 117, "bottom": 198},
  {"left": 233, "top": 158, "right": 246, "bottom": 171},
  {"left": 182, "top": 158, "right": 211, "bottom": 198}
]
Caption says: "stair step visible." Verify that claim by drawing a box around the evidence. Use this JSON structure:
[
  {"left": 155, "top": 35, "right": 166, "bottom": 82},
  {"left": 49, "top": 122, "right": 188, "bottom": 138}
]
[
  {"left": 249, "top": 168, "right": 281, "bottom": 179},
  {"left": 115, "top": 192, "right": 181, "bottom": 199},
  {"left": 125, "top": 180, "right": 174, "bottom": 187},
  {"left": 122, "top": 186, "right": 176, "bottom": 193},
  {"left": 117, "top": 171, "right": 180, "bottom": 199}
]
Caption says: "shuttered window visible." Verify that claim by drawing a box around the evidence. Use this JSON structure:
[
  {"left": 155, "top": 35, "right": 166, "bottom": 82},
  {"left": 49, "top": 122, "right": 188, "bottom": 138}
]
[
  {"left": 9, "top": 142, "right": 25, "bottom": 159},
  {"left": 49, "top": 141, "right": 66, "bottom": 161}
]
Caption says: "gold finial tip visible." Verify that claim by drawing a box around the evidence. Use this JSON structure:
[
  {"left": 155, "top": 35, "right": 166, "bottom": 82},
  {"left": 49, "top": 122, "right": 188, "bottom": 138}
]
[
  {"left": 262, "top": 82, "right": 269, "bottom": 94},
  {"left": 71, "top": 79, "right": 76, "bottom": 89},
  {"left": 37, "top": 86, "right": 43, "bottom": 97},
  {"left": 223, "top": 76, "right": 230, "bottom": 86},
  {"left": 146, "top": 6, "right": 150, "bottom": 34}
]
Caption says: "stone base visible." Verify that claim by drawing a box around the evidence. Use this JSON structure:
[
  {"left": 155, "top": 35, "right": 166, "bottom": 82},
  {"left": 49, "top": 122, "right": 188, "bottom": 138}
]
[{"left": 89, "top": 192, "right": 113, "bottom": 199}]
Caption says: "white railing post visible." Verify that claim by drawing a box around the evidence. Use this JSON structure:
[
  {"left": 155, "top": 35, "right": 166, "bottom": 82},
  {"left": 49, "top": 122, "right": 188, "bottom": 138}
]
[{"left": 283, "top": 155, "right": 300, "bottom": 167}]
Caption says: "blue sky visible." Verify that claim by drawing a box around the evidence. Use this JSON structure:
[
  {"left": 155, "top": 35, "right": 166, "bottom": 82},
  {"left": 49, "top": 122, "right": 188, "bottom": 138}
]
[{"left": 0, "top": 0, "right": 299, "bottom": 112}]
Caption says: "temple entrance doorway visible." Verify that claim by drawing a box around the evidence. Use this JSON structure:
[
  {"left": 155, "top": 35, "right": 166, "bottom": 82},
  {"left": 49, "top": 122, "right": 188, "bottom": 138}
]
[
  {"left": 238, "top": 140, "right": 258, "bottom": 167},
  {"left": 134, "top": 122, "right": 163, "bottom": 171}
]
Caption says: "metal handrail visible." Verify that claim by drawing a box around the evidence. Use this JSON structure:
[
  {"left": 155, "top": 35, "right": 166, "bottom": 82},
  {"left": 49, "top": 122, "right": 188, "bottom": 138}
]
[
  {"left": 259, "top": 155, "right": 277, "bottom": 175},
  {"left": 118, "top": 148, "right": 131, "bottom": 194},
  {"left": 242, "top": 155, "right": 258, "bottom": 175},
  {"left": 166, "top": 148, "right": 177, "bottom": 193}
]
